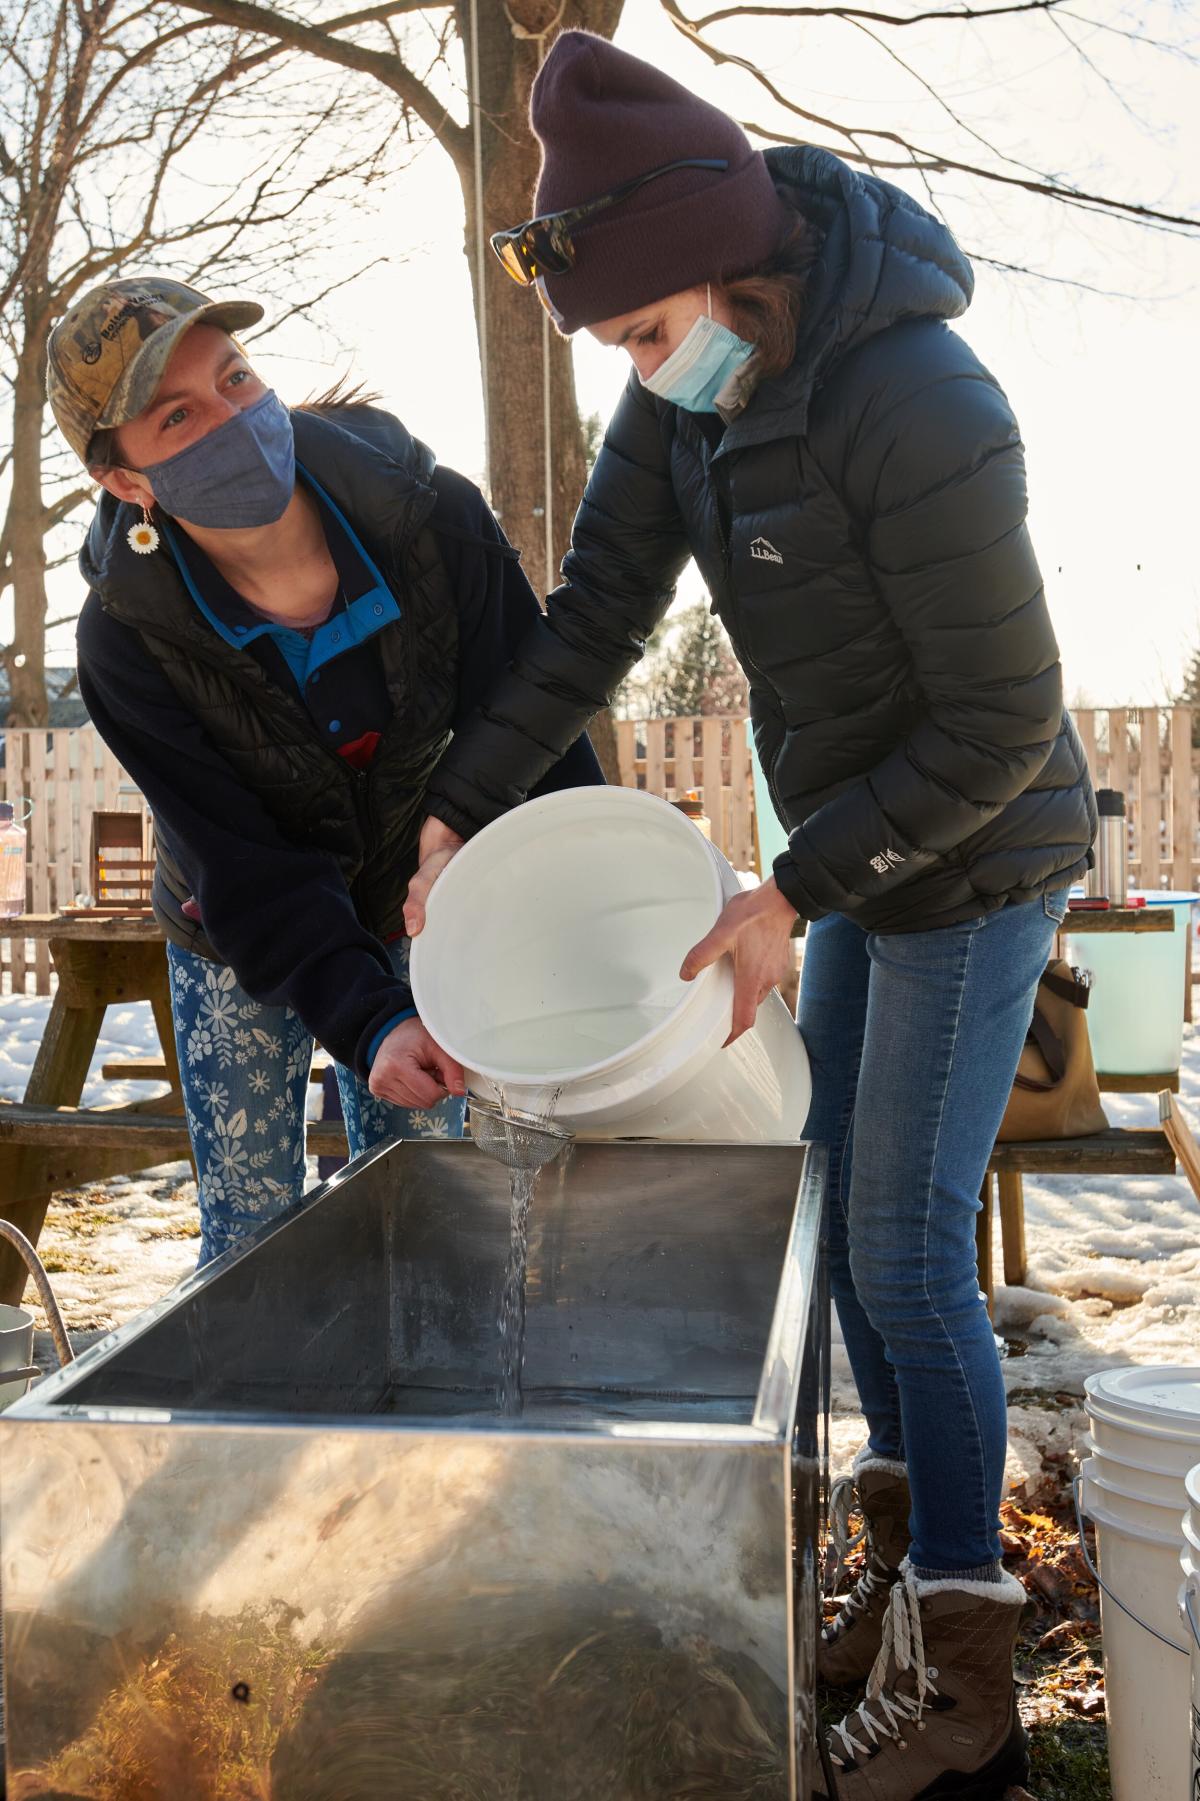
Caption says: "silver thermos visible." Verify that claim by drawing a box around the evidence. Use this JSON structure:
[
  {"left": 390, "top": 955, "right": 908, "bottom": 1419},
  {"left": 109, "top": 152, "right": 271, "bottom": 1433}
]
[{"left": 1088, "top": 788, "right": 1128, "bottom": 905}]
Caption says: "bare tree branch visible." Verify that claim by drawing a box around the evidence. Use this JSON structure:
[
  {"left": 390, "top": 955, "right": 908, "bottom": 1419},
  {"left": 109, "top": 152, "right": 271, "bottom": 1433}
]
[
  {"left": 692, "top": 0, "right": 1067, "bottom": 26},
  {"left": 664, "top": 3, "right": 1200, "bottom": 234},
  {"left": 1058, "top": 7, "right": 1200, "bottom": 63},
  {"left": 174, "top": 0, "right": 469, "bottom": 168},
  {"left": 0, "top": 0, "right": 415, "bottom": 722},
  {"left": 190, "top": 0, "right": 443, "bottom": 94},
  {"left": 245, "top": 253, "right": 390, "bottom": 341},
  {"left": 41, "top": 486, "right": 92, "bottom": 532}
]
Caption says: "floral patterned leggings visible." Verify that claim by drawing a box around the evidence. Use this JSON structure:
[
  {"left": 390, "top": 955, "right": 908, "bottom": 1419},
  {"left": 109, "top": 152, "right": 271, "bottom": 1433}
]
[{"left": 166, "top": 940, "right": 465, "bottom": 1266}]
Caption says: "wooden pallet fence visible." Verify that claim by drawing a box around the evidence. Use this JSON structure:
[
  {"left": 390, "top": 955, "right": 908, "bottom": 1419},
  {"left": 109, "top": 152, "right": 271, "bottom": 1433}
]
[
  {"left": 4, "top": 708, "right": 1193, "bottom": 1001},
  {"left": 0, "top": 726, "right": 150, "bottom": 995},
  {"left": 615, "top": 716, "right": 756, "bottom": 872},
  {"left": 1072, "top": 706, "right": 1200, "bottom": 891}
]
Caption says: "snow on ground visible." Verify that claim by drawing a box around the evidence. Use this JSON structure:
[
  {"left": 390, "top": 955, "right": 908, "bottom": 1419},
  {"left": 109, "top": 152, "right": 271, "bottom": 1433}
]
[
  {"left": 0, "top": 991, "right": 325, "bottom": 1369},
  {"left": 1, "top": 986, "right": 1197, "bottom": 1493},
  {"left": 0, "top": 990, "right": 171, "bottom": 1111}
]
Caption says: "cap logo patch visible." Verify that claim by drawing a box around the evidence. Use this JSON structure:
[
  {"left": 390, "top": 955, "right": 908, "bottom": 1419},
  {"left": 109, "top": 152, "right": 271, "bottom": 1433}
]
[{"left": 100, "top": 293, "right": 169, "bottom": 340}]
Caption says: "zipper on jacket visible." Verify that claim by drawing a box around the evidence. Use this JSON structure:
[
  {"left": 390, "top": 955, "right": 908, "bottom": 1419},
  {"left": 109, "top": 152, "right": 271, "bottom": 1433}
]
[
  {"left": 711, "top": 454, "right": 743, "bottom": 646},
  {"left": 710, "top": 447, "right": 791, "bottom": 841}
]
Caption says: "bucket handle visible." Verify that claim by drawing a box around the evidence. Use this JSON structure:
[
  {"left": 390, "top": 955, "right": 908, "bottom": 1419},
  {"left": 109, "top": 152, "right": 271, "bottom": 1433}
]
[
  {"left": 1184, "top": 1580, "right": 1200, "bottom": 1654},
  {"left": 1072, "top": 1476, "right": 1188, "bottom": 1656}
]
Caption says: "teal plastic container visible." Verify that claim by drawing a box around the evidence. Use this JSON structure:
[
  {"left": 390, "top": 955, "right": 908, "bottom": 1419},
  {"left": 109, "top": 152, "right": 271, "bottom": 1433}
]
[
  {"left": 1065, "top": 891, "right": 1198, "bottom": 1075},
  {"left": 747, "top": 724, "right": 790, "bottom": 876}
]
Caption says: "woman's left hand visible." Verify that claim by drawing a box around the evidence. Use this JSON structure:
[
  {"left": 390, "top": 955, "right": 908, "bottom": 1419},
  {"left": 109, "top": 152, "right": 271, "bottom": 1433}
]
[
  {"left": 680, "top": 878, "right": 799, "bottom": 1045},
  {"left": 404, "top": 815, "right": 466, "bottom": 937},
  {"left": 369, "top": 1017, "right": 466, "bottom": 1109}
]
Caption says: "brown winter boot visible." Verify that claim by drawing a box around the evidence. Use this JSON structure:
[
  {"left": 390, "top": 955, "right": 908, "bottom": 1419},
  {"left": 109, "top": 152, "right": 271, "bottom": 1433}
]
[
  {"left": 818, "top": 1451, "right": 912, "bottom": 1688},
  {"left": 816, "top": 1561, "right": 1030, "bottom": 1801}
]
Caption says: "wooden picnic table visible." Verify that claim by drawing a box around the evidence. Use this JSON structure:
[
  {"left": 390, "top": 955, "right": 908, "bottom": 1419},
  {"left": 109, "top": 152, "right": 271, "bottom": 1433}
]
[
  {"left": 0, "top": 911, "right": 348, "bottom": 1304},
  {"left": 0, "top": 912, "right": 184, "bottom": 1302}
]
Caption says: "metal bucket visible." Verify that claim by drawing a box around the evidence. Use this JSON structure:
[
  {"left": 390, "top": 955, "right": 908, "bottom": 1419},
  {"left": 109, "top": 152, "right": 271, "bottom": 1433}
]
[{"left": 0, "top": 1137, "right": 827, "bottom": 1800}]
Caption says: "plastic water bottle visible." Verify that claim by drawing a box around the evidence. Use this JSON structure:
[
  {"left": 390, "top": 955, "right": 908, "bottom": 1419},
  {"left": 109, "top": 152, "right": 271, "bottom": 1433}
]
[{"left": 0, "top": 801, "right": 27, "bottom": 918}]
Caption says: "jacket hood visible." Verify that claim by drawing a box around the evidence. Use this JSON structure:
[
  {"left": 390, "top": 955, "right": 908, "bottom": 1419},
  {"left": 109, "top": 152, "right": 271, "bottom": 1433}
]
[
  {"left": 80, "top": 404, "right": 436, "bottom": 599},
  {"left": 722, "top": 145, "right": 974, "bottom": 449}
]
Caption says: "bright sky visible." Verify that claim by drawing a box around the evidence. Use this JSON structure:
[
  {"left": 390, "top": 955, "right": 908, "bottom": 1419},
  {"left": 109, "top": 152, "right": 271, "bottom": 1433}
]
[{"left": 39, "top": 0, "right": 1200, "bottom": 705}]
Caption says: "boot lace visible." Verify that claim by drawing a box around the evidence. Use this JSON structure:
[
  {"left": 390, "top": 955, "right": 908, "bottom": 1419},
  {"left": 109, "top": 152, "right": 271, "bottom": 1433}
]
[
  {"left": 824, "top": 1554, "right": 896, "bottom": 1643},
  {"left": 823, "top": 1474, "right": 895, "bottom": 1645},
  {"left": 829, "top": 1569, "right": 940, "bottom": 1768},
  {"left": 824, "top": 1474, "right": 867, "bottom": 1597}
]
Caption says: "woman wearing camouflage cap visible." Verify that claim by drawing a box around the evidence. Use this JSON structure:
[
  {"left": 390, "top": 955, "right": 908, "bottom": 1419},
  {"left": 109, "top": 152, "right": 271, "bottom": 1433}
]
[
  {"left": 48, "top": 276, "right": 601, "bottom": 1266},
  {"left": 409, "top": 31, "right": 1097, "bottom": 1801}
]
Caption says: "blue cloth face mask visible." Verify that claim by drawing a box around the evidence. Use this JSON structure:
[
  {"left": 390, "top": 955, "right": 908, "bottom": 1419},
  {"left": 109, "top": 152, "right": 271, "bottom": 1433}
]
[
  {"left": 137, "top": 389, "right": 296, "bottom": 528},
  {"left": 639, "top": 286, "right": 755, "bottom": 414}
]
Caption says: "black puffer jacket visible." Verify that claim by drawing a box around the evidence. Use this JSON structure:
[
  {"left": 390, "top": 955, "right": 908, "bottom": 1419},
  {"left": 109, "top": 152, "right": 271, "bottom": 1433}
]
[{"left": 428, "top": 146, "right": 1095, "bottom": 930}]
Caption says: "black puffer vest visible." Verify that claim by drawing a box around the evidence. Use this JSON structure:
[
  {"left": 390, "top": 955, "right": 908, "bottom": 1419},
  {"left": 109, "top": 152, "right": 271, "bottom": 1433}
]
[{"left": 85, "top": 408, "right": 457, "bottom": 945}]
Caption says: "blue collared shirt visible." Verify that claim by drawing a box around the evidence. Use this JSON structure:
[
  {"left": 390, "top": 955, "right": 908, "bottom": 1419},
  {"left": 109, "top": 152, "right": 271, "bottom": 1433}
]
[{"left": 162, "top": 465, "right": 398, "bottom": 764}]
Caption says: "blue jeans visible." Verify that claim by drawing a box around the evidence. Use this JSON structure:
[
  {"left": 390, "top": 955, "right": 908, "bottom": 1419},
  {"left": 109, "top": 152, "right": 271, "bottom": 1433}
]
[
  {"left": 800, "top": 889, "right": 1069, "bottom": 1576},
  {"left": 166, "top": 940, "right": 465, "bottom": 1265}
]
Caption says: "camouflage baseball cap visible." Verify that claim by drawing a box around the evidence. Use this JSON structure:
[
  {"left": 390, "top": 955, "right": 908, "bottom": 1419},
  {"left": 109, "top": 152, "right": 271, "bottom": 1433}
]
[{"left": 46, "top": 276, "right": 264, "bottom": 464}]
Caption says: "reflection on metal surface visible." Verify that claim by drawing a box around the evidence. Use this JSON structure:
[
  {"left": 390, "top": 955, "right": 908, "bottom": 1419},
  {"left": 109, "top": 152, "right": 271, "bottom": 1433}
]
[{"left": 1, "top": 1140, "right": 827, "bottom": 1800}]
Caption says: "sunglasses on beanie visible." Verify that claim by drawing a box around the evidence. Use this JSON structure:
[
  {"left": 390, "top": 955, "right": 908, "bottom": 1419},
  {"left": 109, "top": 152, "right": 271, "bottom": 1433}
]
[{"left": 491, "top": 157, "right": 730, "bottom": 286}]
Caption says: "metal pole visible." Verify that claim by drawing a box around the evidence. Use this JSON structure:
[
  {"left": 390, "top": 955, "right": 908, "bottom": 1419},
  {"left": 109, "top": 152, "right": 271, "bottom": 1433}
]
[{"left": 469, "top": 0, "right": 490, "bottom": 495}]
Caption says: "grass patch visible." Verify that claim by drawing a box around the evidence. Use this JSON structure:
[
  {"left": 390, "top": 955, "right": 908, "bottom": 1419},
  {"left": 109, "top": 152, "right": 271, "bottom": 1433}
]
[
  {"left": 1026, "top": 1718, "right": 1110, "bottom": 1799},
  {"left": 35, "top": 1246, "right": 117, "bottom": 1276}
]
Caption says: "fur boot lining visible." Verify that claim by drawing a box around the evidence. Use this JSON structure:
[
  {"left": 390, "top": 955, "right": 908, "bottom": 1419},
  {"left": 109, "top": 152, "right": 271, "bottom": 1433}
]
[
  {"left": 852, "top": 1445, "right": 909, "bottom": 1480},
  {"left": 902, "top": 1557, "right": 1026, "bottom": 1605}
]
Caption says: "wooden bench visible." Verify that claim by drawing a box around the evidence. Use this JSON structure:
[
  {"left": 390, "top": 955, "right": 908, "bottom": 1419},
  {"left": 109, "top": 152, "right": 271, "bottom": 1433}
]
[
  {"left": 977, "top": 1124, "right": 1177, "bottom": 1308},
  {"left": 101, "top": 1058, "right": 331, "bottom": 1085},
  {"left": 975, "top": 903, "right": 1186, "bottom": 1310},
  {"left": 0, "top": 1103, "right": 349, "bottom": 1166}
]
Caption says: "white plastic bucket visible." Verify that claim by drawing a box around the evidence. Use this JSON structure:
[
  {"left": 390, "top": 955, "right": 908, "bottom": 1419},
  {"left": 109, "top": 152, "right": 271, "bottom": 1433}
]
[
  {"left": 1081, "top": 1366, "right": 1200, "bottom": 1801},
  {"left": 0, "top": 1303, "right": 34, "bottom": 1410},
  {"left": 1088, "top": 1410, "right": 1200, "bottom": 1476},
  {"left": 1180, "top": 1464, "right": 1200, "bottom": 1801},
  {"left": 1066, "top": 890, "right": 1198, "bottom": 1074},
  {"left": 409, "top": 787, "right": 811, "bottom": 1141},
  {"left": 1082, "top": 1433, "right": 1197, "bottom": 1505}
]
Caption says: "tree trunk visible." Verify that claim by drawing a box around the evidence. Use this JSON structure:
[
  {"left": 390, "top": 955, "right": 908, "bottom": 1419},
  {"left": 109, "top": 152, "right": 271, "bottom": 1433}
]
[
  {"left": 6, "top": 300, "right": 52, "bottom": 728},
  {"left": 454, "top": 0, "right": 626, "bottom": 784}
]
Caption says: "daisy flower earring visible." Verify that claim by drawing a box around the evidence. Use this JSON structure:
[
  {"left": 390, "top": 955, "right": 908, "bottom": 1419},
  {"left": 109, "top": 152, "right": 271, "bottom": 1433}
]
[{"left": 127, "top": 504, "right": 159, "bottom": 555}]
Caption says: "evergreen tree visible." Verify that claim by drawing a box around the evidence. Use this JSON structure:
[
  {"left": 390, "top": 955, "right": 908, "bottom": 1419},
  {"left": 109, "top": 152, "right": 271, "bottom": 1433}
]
[{"left": 618, "top": 604, "right": 749, "bottom": 719}]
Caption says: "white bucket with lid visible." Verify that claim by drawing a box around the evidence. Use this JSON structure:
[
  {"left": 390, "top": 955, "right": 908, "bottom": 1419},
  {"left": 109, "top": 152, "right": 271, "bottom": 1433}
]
[
  {"left": 1082, "top": 1432, "right": 1199, "bottom": 1505},
  {"left": 410, "top": 787, "right": 811, "bottom": 1141},
  {"left": 1180, "top": 1464, "right": 1200, "bottom": 1801},
  {"left": 1080, "top": 1366, "right": 1200, "bottom": 1801}
]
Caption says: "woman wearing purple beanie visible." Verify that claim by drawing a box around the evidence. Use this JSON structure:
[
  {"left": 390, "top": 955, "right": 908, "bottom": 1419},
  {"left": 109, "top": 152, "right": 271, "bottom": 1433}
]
[{"left": 413, "top": 31, "right": 1095, "bottom": 1800}]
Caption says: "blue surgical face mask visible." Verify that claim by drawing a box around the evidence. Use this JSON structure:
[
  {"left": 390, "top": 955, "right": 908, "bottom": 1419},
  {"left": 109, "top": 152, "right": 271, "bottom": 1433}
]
[
  {"left": 137, "top": 389, "right": 295, "bottom": 528},
  {"left": 639, "top": 286, "right": 755, "bottom": 414}
]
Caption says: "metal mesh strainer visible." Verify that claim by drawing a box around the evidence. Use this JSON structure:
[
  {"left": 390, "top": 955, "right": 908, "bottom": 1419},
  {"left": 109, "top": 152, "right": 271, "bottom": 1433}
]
[{"left": 468, "top": 1097, "right": 574, "bottom": 1172}]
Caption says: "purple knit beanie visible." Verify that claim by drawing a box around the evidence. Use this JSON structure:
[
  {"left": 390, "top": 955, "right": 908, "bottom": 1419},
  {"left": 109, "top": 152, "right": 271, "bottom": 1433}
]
[{"left": 529, "top": 32, "right": 790, "bottom": 335}]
